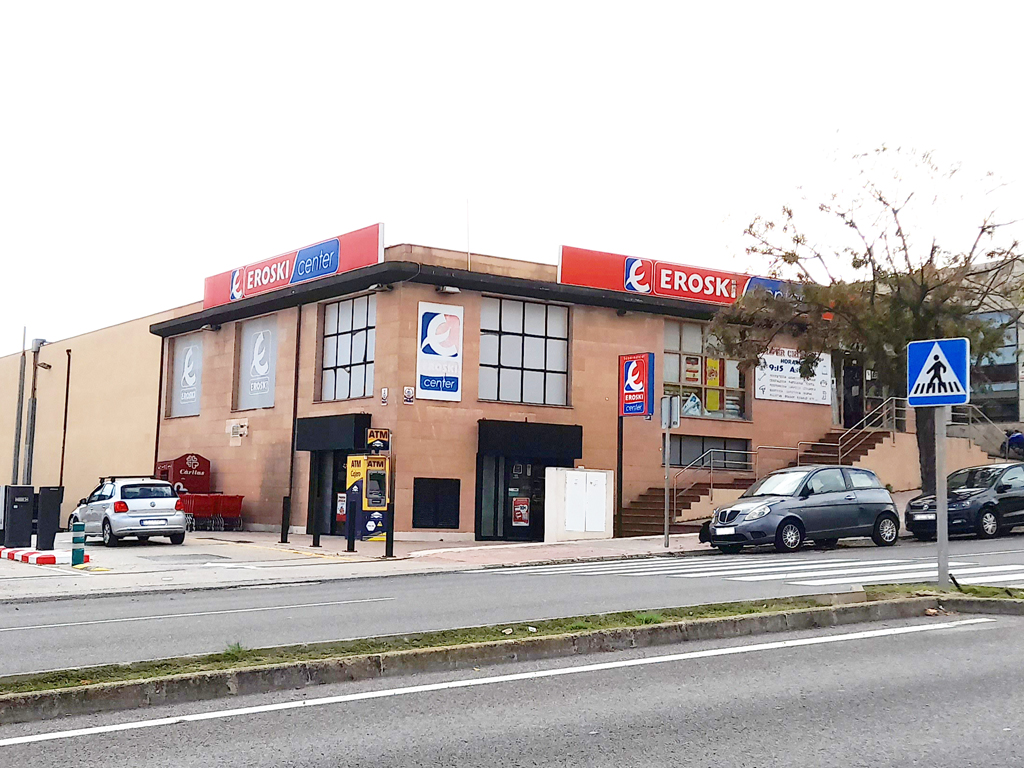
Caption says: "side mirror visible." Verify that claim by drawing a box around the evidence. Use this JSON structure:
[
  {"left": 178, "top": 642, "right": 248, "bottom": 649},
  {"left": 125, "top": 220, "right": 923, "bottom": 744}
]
[
  {"left": 997, "top": 484, "right": 1011, "bottom": 494},
  {"left": 799, "top": 486, "right": 813, "bottom": 499},
  {"left": 78, "top": 498, "right": 87, "bottom": 506}
]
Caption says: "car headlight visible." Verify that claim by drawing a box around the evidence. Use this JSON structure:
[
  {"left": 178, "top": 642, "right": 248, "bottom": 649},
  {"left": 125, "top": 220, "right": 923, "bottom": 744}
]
[
  {"left": 744, "top": 504, "right": 771, "bottom": 521},
  {"left": 948, "top": 500, "right": 971, "bottom": 511}
]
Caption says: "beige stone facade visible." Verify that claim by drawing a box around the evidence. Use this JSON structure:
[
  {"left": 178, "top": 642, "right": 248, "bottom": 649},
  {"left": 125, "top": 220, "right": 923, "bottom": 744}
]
[{"left": 151, "top": 244, "right": 843, "bottom": 539}]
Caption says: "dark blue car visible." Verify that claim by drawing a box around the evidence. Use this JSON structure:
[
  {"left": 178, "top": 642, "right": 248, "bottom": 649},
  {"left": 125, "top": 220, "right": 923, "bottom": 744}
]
[{"left": 905, "top": 463, "right": 1024, "bottom": 540}]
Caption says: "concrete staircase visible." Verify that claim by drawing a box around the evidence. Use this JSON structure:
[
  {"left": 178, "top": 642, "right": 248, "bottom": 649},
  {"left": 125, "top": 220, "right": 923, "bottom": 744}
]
[
  {"left": 619, "top": 479, "right": 755, "bottom": 537},
  {"left": 792, "top": 428, "right": 890, "bottom": 466}
]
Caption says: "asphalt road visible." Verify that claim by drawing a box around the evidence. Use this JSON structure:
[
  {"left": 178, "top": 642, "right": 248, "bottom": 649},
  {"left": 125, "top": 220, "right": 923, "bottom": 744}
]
[
  {"left": 5, "top": 535, "right": 1024, "bottom": 677},
  {"left": 1, "top": 614, "right": 1020, "bottom": 766}
]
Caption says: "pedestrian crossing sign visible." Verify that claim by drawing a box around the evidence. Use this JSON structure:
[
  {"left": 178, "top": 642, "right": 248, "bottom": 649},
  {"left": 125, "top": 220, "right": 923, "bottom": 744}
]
[{"left": 907, "top": 337, "right": 970, "bottom": 407}]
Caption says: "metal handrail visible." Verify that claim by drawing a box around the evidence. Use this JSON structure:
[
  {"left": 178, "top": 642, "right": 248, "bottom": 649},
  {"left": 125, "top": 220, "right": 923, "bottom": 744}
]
[
  {"left": 949, "top": 403, "right": 1009, "bottom": 458},
  {"left": 669, "top": 445, "right": 800, "bottom": 518},
  {"left": 838, "top": 397, "right": 907, "bottom": 463}
]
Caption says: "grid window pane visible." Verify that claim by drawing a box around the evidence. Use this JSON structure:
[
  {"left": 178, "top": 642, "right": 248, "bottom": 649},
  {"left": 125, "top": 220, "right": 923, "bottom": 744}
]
[
  {"left": 353, "top": 295, "right": 368, "bottom": 330},
  {"left": 337, "top": 300, "right": 352, "bottom": 332},
  {"left": 324, "top": 303, "right": 339, "bottom": 335},
  {"left": 523, "top": 336, "right": 546, "bottom": 369},
  {"left": 523, "top": 371, "right": 545, "bottom": 403},
  {"left": 479, "top": 366, "right": 498, "bottom": 399},
  {"left": 524, "top": 303, "right": 546, "bottom": 335},
  {"left": 500, "top": 334, "right": 523, "bottom": 367},
  {"left": 480, "top": 299, "right": 570, "bottom": 405},
  {"left": 334, "top": 367, "right": 350, "bottom": 400},
  {"left": 681, "top": 323, "right": 703, "bottom": 353},
  {"left": 323, "top": 335, "right": 337, "bottom": 368},
  {"left": 481, "top": 298, "right": 501, "bottom": 331},
  {"left": 664, "top": 320, "right": 680, "bottom": 351},
  {"left": 547, "top": 306, "right": 568, "bottom": 338},
  {"left": 499, "top": 368, "right": 522, "bottom": 402},
  {"left": 480, "top": 333, "right": 499, "bottom": 366},
  {"left": 664, "top": 353, "right": 680, "bottom": 384},
  {"left": 352, "top": 330, "right": 367, "bottom": 364},
  {"left": 337, "top": 333, "right": 352, "bottom": 366},
  {"left": 546, "top": 339, "right": 568, "bottom": 372},
  {"left": 321, "top": 296, "right": 376, "bottom": 401},
  {"left": 350, "top": 365, "right": 365, "bottom": 398},
  {"left": 545, "top": 373, "right": 567, "bottom": 405},
  {"left": 501, "top": 300, "right": 524, "bottom": 333}
]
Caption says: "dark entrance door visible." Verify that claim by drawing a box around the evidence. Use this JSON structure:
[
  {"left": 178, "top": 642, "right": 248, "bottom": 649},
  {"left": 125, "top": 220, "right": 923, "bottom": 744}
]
[
  {"left": 478, "top": 457, "right": 548, "bottom": 541},
  {"left": 843, "top": 360, "right": 865, "bottom": 429},
  {"left": 296, "top": 413, "right": 372, "bottom": 537},
  {"left": 475, "top": 419, "right": 583, "bottom": 542}
]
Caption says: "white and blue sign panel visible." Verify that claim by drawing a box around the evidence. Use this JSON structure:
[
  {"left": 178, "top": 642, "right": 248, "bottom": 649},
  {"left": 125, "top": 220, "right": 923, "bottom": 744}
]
[
  {"left": 907, "top": 337, "right": 970, "bottom": 407},
  {"left": 618, "top": 352, "right": 654, "bottom": 416},
  {"left": 416, "top": 302, "right": 464, "bottom": 402}
]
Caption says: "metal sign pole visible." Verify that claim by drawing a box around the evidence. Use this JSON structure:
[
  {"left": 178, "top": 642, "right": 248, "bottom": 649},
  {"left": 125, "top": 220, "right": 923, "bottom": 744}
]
[
  {"left": 663, "top": 426, "right": 670, "bottom": 549},
  {"left": 936, "top": 405, "right": 949, "bottom": 589}
]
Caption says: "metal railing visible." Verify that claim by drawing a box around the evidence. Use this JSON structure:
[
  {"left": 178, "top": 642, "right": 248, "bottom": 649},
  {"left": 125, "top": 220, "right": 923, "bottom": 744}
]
[
  {"left": 948, "top": 404, "right": 1009, "bottom": 459},
  {"left": 669, "top": 446, "right": 799, "bottom": 518},
  {"left": 795, "top": 397, "right": 907, "bottom": 466}
]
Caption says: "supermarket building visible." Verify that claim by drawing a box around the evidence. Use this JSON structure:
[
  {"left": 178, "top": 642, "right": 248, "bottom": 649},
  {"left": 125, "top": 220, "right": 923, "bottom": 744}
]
[{"left": 3, "top": 224, "right": 996, "bottom": 540}]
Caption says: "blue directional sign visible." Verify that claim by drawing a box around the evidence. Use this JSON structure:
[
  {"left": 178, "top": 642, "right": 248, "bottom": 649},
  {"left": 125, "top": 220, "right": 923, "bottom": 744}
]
[{"left": 907, "top": 338, "right": 971, "bottom": 407}]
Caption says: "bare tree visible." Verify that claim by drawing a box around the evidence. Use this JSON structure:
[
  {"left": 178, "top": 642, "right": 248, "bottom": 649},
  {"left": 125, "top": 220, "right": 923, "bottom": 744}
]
[{"left": 711, "top": 148, "right": 1024, "bottom": 494}]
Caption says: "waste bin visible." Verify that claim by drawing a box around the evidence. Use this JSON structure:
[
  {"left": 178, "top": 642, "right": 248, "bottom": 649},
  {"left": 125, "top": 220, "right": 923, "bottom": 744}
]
[
  {"left": 2, "top": 486, "right": 34, "bottom": 549},
  {"left": 35, "top": 487, "right": 63, "bottom": 551}
]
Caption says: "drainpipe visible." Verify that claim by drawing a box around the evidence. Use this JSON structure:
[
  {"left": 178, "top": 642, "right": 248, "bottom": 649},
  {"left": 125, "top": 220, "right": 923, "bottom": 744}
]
[
  {"left": 11, "top": 328, "right": 26, "bottom": 484},
  {"left": 283, "top": 305, "right": 302, "bottom": 543},
  {"left": 58, "top": 349, "right": 72, "bottom": 487}
]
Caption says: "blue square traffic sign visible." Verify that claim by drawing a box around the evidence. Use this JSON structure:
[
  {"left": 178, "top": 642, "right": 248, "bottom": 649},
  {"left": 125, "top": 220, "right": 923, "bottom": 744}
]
[{"left": 907, "top": 338, "right": 970, "bottom": 407}]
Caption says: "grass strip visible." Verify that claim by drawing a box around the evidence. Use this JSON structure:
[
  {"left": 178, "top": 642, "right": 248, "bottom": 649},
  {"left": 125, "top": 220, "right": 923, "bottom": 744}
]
[
  {"left": 1, "top": 596, "right": 825, "bottom": 696},
  {"left": 865, "top": 583, "right": 1024, "bottom": 601}
]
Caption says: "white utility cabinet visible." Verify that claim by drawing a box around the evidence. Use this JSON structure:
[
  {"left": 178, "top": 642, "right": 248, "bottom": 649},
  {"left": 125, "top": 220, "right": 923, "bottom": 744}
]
[{"left": 544, "top": 467, "right": 614, "bottom": 542}]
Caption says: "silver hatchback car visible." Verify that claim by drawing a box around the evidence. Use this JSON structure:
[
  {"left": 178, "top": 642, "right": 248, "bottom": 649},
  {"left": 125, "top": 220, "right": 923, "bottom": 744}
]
[{"left": 68, "top": 477, "right": 187, "bottom": 547}]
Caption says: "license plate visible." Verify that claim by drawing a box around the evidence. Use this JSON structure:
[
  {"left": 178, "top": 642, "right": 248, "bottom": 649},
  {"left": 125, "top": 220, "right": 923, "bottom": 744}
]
[
  {"left": 914, "top": 513, "right": 936, "bottom": 521},
  {"left": 141, "top": 519, "right": 167, "bottom": 527},
  {"left": 715, "top": 527, "right": 736, "bottom": 536}
]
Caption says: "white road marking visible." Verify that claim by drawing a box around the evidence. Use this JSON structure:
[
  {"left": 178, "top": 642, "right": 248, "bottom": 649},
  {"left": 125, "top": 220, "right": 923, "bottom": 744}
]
[
  {"left": 670, "top": 559, "right": 915, "bottom": 579},
  {"left": 0, "top": 597, "right": 394, "bottom": 634},
  {"left": 732, "top": 561, "right": 974, "bottom": 582},
  {"left": 0, "top": 618, "right": 994, "bottom": 748},
  {"left": 792, "top": 563, "right": 1024, "bottom": 586}
]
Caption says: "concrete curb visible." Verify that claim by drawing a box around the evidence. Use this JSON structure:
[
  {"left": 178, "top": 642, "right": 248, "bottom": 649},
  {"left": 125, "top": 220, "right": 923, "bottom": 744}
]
[{"left": 0, "top": 595, "right": 982, "bottom": 725}]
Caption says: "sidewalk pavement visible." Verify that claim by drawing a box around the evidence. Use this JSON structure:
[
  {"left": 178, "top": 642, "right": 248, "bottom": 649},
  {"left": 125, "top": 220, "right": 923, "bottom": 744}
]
[
  {"left": 0, "top": 529, "right": 708, "bottom": 603},
  {"left": 0, "top": 490, "right": 923, "bottom": 603}
]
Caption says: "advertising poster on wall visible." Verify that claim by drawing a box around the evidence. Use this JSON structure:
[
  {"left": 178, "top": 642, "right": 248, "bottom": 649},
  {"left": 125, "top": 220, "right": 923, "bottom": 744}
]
[
  {"left": 755, "top": 348, "right": 833, "bottom": 405},
  {"left": 169, "top": 334, "right": 203, "bottom": 417},
  {"left": 416, "top": 302, "right": 464, "bottom": 401},
  {"left": 512, "top": 497, "right": 530, "bottom": 526}
]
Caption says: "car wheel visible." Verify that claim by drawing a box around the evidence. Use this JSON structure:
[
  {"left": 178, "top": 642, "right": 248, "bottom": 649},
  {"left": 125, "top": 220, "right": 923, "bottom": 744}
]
[
  {"left": 814, "top": 538, "right": 839, "bottom": 550},
  {"left": 976, "top": 508, "right": 1000, "bottom": 539},
  {"left": 102, "top": 520, "right": 119, "bottom": 547},
  {"left": 169, "top": 533, "right": 185, "bottom": 545},
  {"left": 774, "top": 520, "right": 804, "bottom": 552},
  {"left": 872, "top": 513, "right": 900, "bottom": 547},
  {"left": 716, "top": 544, "right": 742, "bottom": 555},
  {"left": 67, "top": 516, "right": 77, "bottom": 532}
]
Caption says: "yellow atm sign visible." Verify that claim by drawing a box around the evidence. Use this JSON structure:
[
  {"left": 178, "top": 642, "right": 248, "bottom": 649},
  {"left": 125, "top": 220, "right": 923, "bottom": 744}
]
[{"left": 366, "top": 428, "right": 391, "bottom": 452}]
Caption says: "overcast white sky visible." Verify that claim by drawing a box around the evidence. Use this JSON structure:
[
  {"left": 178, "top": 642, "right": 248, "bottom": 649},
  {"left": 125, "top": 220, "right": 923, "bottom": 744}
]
[{"left": 3, "top": 1, "right": 1023, "bottom": 356}]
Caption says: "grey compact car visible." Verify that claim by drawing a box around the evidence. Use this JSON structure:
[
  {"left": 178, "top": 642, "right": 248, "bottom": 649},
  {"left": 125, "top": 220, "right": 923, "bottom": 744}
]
[
  {"left": 68, "top": 477, "right": 187, "bottom": 547},
  {"left": 706, "top": 466, "right": 900, "bottom": 553},
  {"left": 905, "top": 463, "right": 1024, "bottom": 540}
]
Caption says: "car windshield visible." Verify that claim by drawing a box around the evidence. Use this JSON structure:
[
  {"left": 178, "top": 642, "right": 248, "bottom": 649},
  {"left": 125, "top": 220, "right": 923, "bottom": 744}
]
[
  {"left": 741, "top": 470, "right": 810, "bottom": 498},
  {"left": 121, "top": 484, "right": 175, "bottom": 500},
  {"left": 947, "top": 467, "right": 1001, "bottom": 492}
]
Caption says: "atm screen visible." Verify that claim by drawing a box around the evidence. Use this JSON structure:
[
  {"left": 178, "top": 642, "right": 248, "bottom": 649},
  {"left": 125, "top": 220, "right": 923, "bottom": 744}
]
[{"left": 366, "top": 470, "right": 387, "bottom": 507}]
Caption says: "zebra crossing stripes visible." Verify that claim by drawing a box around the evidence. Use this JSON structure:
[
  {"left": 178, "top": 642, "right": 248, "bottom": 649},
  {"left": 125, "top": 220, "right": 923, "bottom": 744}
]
[
  {"left": 729, "top": 561, "right": 974, "bottom": 582},
  {"left": 791, "top": 563, "right": 1024, "bottom": 587}
]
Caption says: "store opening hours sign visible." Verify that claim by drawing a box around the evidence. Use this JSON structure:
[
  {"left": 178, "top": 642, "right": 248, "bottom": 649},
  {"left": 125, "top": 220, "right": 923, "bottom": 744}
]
[
  {"left": 754, "top": 348, "right": 832, "bottom": 406},
  {"left": 619, "top": 353, "right": 654, "bottom": 417}
]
